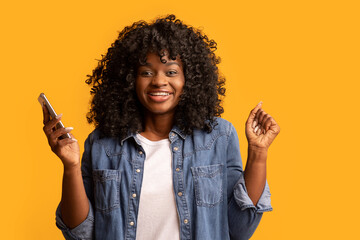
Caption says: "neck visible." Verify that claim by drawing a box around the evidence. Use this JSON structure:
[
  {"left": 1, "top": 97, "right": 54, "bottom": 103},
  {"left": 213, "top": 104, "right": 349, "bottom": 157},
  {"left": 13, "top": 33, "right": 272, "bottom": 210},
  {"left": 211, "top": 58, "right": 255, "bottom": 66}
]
[{"left": 140, "top": 112, "right": 174, "bottom": 141}]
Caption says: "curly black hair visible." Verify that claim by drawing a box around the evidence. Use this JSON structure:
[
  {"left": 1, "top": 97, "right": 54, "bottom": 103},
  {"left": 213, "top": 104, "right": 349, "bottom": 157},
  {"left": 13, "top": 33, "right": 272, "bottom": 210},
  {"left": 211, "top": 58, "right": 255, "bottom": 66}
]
[{"left": 85, "top": 14, "right": 226, "bottom": 139}]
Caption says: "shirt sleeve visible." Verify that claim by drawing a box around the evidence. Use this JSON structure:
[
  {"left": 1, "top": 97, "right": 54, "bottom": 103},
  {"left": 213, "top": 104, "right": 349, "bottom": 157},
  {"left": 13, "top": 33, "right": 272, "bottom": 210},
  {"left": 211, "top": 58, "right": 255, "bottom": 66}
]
[
  {"left": 233, "top": 173, "right": 272, "bottom": 213},
  {"left": 225, "top": 122, "right": 272, "bottom": 240},
  {"left": 55, "top": 199, "right": 94, "bottom": 240},
  {"left": 55, "top": 131, "right": 96, "bottom": 240}
]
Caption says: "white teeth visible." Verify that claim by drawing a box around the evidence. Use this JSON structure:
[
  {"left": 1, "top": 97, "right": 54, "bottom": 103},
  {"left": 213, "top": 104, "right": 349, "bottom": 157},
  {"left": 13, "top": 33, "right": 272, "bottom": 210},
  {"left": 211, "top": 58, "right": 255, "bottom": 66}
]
[{"left": 150, "top": 92, "right": 170, "bottom": 96}]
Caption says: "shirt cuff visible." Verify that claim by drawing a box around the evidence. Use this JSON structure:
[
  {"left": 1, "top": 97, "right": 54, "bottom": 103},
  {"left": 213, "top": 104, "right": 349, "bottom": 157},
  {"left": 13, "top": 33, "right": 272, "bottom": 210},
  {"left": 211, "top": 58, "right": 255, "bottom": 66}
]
[
  {"left": 233, "top": 172, "right": 273, "bottom": 213},
  {"left": 55, "top": 199, "right": 94, "bottom": 240}
]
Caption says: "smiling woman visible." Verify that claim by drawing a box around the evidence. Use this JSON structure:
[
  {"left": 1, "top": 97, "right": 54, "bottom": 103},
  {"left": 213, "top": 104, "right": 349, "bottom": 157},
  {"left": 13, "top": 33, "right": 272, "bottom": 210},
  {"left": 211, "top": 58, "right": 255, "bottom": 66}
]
[
  {"left": 84, "top": 15, "right": 226, "bottom": 140},
  {"left": 135, "top": 51, "right": 185, "bottom": 120},
  {"left": 41, "top": 14, "right": 280, "bottom": 240}
]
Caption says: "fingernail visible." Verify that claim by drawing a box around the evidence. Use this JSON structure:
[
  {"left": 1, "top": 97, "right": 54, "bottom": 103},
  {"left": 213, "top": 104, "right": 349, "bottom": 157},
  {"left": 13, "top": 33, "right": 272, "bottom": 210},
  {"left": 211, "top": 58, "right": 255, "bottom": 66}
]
[
  {"left": 65, "top": 127, "right": 73, "bottom": 131},
  {"left": 56, "top": 113, "right": 63, "bottom": 119},
  {"left": 254, "top": 125, "right": 259, "bottom": 133},
  {"left": 258, "top": 101, "right": 263, "bottom": 106},
  {"left": 252, "top": 120, "right": 257, "bottom": 128},
  {"left": 71, "top": 138, "right": 77, "bottom": 142}
]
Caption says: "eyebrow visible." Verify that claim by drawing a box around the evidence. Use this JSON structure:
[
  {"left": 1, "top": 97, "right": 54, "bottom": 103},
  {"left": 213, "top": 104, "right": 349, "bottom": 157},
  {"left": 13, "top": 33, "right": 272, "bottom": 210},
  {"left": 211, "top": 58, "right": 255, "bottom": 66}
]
[{"left": 140, "top": 62, "right": 181, "bottom": 67}]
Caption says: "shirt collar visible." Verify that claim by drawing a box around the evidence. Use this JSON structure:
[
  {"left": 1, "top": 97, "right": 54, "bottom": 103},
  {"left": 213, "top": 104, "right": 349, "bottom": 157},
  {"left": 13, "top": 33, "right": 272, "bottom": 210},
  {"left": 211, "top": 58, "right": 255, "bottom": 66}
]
[{"left": 119, "top": 125, "right": 186, "bottom": 146}]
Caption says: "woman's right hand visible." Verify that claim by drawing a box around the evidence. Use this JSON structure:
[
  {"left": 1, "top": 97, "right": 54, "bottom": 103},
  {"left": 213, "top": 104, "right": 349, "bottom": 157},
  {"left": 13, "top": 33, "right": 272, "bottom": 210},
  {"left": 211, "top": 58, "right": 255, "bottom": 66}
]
[{"left": 42, "top": 103, "right": 80, "bottom": 168}]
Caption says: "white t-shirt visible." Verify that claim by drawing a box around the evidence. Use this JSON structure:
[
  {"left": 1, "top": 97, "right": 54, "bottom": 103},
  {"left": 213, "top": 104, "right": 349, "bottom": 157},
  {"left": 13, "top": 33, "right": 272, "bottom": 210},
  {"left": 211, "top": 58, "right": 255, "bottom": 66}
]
[{"left": 135, "top": 133, "right": 180, "bottom": 240}]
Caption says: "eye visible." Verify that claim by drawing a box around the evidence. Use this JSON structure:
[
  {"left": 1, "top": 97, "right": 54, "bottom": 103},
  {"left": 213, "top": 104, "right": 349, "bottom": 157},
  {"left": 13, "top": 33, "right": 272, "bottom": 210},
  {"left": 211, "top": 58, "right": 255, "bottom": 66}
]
[
  {"left": 140, "top": 71, "right": 152, "bottom": 77},
  {"left": 167, "top": 70, "right": 178, "bottom": 76}
]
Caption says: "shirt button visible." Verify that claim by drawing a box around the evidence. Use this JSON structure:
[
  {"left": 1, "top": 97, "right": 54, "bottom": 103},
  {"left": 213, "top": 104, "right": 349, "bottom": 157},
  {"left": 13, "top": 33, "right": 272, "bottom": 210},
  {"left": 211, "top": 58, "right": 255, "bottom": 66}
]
[
  {"left": 171, "top": 133, "right": 176, "bottom": 137},
  {"left": 132, "top": 193, "right": 137, "bottom": 198},
  {"left": 178, "top": 192, "right": 183, "bottom": 197},
  {"left": 175, "top": 168, "right": 180, "bottom": 172},
  {"left": 139, "top": 151, "right": 143, "bottom": 155},
  {"left": 136, "top": 169, "right": 141, "bottom": 173},
  {"left": 130, "top": 221, "right": 134, "bottom": 226},
  {"left": 184, "top": 219, "right": 188, "bottom": 224},
  {"left": 173, "top": 147, "right": 179, "bottom": 151}
]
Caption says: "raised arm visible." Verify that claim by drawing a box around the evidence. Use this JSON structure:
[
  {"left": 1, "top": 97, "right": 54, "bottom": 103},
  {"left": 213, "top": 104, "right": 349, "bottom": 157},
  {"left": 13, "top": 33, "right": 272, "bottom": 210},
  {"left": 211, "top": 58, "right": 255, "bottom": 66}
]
[
  {"left": 226, "top": 122, "right": 271, "bottom": 240},
  {"left": 42, "top": 103, "right": 93, "bottom": 239},
  {"left": 227, "top": 101, "right": 279, "bottom": 239},
  {"left": 244, "top": 101, "right": 280, "bottom": 205}
]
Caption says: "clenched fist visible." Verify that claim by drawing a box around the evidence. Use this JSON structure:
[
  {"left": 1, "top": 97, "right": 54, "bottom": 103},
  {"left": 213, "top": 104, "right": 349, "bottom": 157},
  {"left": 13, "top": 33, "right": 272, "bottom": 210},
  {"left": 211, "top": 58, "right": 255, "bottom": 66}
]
[{"left": 245, "top": 101, "right": 280, "bottom": 151}]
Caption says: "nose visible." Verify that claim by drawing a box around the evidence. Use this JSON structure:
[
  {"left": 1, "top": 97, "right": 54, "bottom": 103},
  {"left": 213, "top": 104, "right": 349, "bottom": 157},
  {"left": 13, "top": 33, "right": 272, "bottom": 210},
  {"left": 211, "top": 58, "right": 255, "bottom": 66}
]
[{"left": 151, "top": 73, "right": 168, "bottom": 87}]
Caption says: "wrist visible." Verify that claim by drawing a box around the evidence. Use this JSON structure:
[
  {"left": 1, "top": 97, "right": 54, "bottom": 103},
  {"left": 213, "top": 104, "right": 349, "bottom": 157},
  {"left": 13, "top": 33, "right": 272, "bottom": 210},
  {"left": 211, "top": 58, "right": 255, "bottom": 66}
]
[
  {"left": 248, "top": 144, "right": 268, "bottom": 154},
  {"left": 63, "top": 162, "right": 81, "bottom": 174},
  {"left": 247, "top": 146, "right": 268, "bottom": 164}
]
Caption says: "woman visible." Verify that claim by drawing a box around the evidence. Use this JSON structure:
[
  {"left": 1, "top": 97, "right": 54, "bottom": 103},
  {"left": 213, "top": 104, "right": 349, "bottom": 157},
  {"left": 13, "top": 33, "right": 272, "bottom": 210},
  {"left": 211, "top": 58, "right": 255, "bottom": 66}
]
[{"left": 42, "top": 14, "right": 280, "bottom": 240}]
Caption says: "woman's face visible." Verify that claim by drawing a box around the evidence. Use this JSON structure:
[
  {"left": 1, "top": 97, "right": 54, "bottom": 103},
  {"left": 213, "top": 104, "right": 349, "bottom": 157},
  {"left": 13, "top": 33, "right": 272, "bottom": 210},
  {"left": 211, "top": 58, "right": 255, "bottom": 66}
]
[{"left": 136, "top": 51, "right": 185, "bottom": 117}]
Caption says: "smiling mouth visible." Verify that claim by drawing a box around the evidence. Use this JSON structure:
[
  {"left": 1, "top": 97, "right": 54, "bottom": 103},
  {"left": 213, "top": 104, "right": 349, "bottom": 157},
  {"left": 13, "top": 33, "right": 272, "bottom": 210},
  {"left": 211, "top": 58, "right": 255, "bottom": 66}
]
[
  {"left": 148, "top": 92, "right": 172, "bottom": 96},
  {"left": 147, "top": 91, "right": 173, "bottom": 103}
]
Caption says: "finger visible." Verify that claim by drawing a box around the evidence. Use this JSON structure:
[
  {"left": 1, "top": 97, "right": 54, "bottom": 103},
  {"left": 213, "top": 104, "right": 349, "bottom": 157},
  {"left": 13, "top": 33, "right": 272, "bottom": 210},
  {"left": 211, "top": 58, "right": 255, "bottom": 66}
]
[
  {"left": 252, "top": 109, "right": 263, "bottom": 129},
  {"left": 263, "top": 117, "right": 273, "bottom": 133},
  {"left": 255, "top": 108, "right": 264, "bottom": 123},
  {"left": 253, "top": 124, "right": 263, "bottom": 135},
  {"left": 50, "top": 127, "right": 74, "bottom": 141},
  {"left": 42, "top": 103, "right": 50, "bottom": 125},
  {"left": 253, "top": 124, "right": 260, "bottom": 134},
  {"left": 268, "top": 117, "right": 280, "bottom": 134},
  {"left": 256, "top": 126, "right": 262, "bottom": 136},
  {"left": 57, "top": 136, "right": 78, "bottom": 147},
  {"left": 68, "top": 133, "right": 77, "bottom": 140},
  {"left": 258, "top": 112, "right": 269, "bottom": 128},
  {"left": 249, "top": 101, "right": 263, "bottom": 127},
  {"left": 43, "top": 114, "right": 63, "bottom": 135},
  {"left": 257, "top": 114, "right": 271, "bottom": 135},
  {"left": 256, "top": 110, "right": 266, "bottom": 126},
  {"left": 260, "top": 114, "right": 271, "bottom": 129},
  {"left": 47, "top": 127, "right": 74, "bottom": 150}
]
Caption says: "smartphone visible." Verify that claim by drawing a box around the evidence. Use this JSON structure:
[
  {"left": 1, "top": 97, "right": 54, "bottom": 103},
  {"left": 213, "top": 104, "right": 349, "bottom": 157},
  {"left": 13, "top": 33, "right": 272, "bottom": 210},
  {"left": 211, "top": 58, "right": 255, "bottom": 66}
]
[{"left": 38, "top": 93, "right": 71, "bottom": 139}]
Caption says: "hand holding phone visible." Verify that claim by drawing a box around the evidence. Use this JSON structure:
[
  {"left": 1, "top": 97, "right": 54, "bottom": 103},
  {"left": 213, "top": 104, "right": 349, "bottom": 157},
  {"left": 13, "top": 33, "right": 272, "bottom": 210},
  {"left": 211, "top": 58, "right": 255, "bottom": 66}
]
[
  {"left": 38, "top": 93, "right": 71, "bottom": 139},
  {"left": 40, "top": 93, "right": 80, "bottom": 167}
]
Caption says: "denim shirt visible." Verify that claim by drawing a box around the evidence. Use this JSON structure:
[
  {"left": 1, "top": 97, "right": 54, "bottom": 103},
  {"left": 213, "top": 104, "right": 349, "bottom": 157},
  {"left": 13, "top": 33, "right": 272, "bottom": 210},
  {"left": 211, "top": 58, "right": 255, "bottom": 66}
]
[{"left": 55, "top": 118, "right": 272, "bottom": 240}]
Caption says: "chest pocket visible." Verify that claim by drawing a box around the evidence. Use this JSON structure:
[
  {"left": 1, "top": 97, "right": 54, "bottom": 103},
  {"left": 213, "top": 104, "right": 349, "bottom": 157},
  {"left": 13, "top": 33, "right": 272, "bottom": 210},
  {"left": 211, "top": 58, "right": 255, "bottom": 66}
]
[
  {"left": 93, "top": 169, "right": 121, "bottom": 212},
  {"left": 191, "top": 164, "right": 223, "bottom": 207}
]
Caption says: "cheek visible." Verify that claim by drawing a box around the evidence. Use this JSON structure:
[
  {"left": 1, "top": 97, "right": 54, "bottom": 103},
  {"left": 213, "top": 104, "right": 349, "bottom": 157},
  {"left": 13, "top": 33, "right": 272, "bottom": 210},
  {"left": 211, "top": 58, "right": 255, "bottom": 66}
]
[
  {"left": 175, "top": 78, "right": 185, "bottom": 93},
  {"left": 135, "top": 80, "right": 144, "bottom": 101},
  {"left": 179, "top": 82, "right": 185, "bottom": 95}
]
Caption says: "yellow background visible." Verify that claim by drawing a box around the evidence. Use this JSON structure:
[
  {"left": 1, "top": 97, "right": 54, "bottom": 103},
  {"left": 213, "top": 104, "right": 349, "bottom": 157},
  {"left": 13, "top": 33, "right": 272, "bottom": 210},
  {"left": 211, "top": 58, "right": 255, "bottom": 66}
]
[{"left": 1, "top": 0, "right": 359, "bottom": 239}]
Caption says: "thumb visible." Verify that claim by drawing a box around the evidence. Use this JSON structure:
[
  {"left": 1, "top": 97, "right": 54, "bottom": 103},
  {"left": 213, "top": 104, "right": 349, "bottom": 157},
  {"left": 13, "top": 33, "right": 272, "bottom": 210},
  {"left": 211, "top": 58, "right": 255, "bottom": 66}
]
[
  {"left": 246, "top": 101, "right": 263, "bottom": 130},
  {"left": 247, "top": 101, "right": 263, "bottom": 125},
  {"left": 68, "top": 133, "right": 78, "bottom": 141}
]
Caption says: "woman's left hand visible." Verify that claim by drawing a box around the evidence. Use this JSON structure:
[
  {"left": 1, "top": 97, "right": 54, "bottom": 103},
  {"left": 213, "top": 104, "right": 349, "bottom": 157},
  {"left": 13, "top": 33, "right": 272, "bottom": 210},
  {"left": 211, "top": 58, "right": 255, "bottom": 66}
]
[{"left": 245, "top": 101, "right": 280, "bottom": 151}]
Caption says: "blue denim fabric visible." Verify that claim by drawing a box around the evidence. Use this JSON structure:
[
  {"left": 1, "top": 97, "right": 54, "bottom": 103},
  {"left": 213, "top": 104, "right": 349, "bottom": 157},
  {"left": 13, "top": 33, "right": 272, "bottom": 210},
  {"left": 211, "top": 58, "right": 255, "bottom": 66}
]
[{"left": 55, "top": 118, "right": 272, "bottom": 240}]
